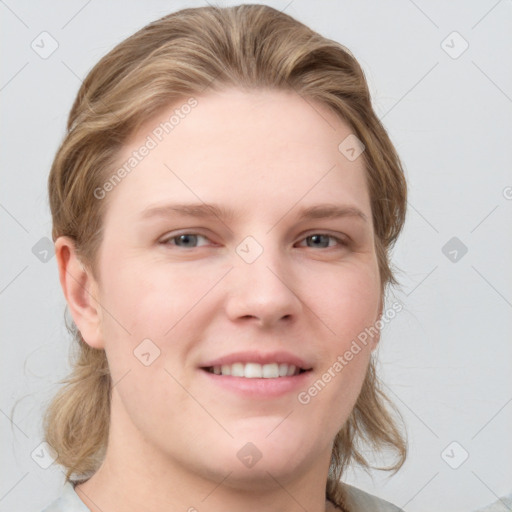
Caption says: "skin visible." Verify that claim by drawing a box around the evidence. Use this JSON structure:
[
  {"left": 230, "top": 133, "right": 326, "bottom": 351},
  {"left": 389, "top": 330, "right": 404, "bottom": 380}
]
[{"left": 56, "top": 87, "right": 382, "bottom": 512}]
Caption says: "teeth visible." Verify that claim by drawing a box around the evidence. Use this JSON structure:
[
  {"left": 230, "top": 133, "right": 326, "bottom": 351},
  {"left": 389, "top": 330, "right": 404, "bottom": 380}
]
[
  {"left": 245, "top": 363, "right": 262, "bottom": 378},
  {"left": 208, "top": 362, "right": 302, "bottom": 378},
  {"left": 231, "top": 363, "right": 244, "bottom": 377},
  {"left": 262, "top": 363, "right": 279, "bottom": 378}
]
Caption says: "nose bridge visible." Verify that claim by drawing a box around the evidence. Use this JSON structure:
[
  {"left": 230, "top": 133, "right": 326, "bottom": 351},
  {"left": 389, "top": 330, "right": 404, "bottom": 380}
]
[{"left": 225, "top": 234, "right": 301, "bottom": 325}]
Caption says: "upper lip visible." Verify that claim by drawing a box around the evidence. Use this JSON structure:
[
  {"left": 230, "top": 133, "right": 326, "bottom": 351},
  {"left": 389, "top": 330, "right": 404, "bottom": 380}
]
[{"left": 200, "top": 351, "right": 313, "bottom": 370}]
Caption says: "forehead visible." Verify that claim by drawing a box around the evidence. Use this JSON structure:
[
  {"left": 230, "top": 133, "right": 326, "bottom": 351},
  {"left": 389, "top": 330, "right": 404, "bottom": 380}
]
[{"left": 106, "top": 87, "right": 371, "bottom": 224}]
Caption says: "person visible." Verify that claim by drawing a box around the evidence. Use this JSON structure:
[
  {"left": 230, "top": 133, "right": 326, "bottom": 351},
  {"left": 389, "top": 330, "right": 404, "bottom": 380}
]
[{"left": 41, "top": 4, "right": 408, "bottom": 511}]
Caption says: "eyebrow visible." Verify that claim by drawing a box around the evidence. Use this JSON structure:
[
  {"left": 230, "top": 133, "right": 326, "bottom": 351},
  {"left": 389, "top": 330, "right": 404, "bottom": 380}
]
[{"left": 139, "top": 202, "right": 368, "bottom": 223}]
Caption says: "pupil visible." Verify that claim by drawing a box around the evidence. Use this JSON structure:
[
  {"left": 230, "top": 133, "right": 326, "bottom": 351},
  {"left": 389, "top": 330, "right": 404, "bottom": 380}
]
[
  {"left": 178, "top": 234, "right": 196, "bottom": 246},
  {"left": 309, "top": 235, "right": 328, "bottom": 248}
]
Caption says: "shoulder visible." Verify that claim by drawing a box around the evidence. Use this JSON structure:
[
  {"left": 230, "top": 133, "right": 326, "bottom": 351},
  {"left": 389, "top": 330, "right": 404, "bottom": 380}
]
[
  {"left": 41, "top": 482, "right": 90, "bottom": 512},
  {"left": 473, "top": 492, "right": 512, "bottom": 511},
  {"left": 340, "top": 482, "right": 404, "bottom": 512},
  {"left": 40, "top": 480, "right": 405, "bottom": 512}
]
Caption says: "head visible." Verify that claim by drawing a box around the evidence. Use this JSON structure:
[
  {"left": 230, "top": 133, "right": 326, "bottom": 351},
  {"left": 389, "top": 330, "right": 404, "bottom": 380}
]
[{"left": 45, "top": 3, "right": 407, "bottom": 504}]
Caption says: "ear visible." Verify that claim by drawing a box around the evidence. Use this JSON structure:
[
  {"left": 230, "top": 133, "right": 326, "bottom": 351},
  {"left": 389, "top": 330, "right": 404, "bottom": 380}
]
[{"left": 55, "top": 236, "right": 104, "bottom": 349}]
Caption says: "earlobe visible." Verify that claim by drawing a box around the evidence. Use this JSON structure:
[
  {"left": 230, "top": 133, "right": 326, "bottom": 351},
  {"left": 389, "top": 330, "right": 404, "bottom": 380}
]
[{"left": 55, "top": 236, "right": 104, "bottom": 349}]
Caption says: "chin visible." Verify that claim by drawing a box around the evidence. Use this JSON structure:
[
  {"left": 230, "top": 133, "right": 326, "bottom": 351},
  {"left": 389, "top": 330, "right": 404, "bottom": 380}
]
[
  {"left": 218, "top": 455, "right": 312, "bottom": 492},
  {"left": 205, "top": 429, "right": 317, "bottom": 487}
]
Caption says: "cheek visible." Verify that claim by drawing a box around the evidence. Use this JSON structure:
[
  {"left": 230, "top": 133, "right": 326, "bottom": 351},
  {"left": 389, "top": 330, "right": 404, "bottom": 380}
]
[
  {"left": 95, "top": 256, "right": 229, "bottom": 388},
  {"left": 98, "top": 255, "right": 213, "bottom": 337},
  {"left": 304, "top": 260, "right": 381, "bottom": 343},
  {"left": 297, "top": 273, "right": 377, "bottom": 440},
  {"left": 299, "top": 261, "right": 380, "bottom": 410}
]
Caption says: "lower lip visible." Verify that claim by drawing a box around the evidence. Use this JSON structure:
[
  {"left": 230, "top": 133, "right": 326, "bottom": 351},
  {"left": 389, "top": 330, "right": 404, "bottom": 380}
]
[{"left": 199, "top": 369, "right": 312, "bottom": 399}]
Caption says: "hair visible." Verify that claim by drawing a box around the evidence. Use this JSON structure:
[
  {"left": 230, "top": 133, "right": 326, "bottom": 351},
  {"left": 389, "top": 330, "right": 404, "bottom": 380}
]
[{"left": 45, "top": 3, "right": 408, "bottom": 508}]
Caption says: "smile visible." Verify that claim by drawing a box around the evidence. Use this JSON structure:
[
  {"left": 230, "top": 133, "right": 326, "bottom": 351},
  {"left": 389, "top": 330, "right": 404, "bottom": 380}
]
[{"left": 204, "top": 362, "right": 308, "bottom": 378}]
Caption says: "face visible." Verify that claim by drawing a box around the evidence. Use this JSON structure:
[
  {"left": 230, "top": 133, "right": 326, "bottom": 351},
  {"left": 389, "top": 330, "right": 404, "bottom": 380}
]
[{"left": 86, "top": 88, "right": 381, "bottom": 486}]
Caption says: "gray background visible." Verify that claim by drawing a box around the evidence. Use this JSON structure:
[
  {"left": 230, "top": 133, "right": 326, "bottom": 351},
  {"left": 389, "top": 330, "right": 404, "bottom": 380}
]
[{"left": 1, "top": 1, "right": 511, "bottom": 511}]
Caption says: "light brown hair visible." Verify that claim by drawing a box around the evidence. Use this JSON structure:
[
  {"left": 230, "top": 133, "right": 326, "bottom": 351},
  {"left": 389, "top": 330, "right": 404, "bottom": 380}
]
[{"left": 45, "top": 4, "right": 407, "bottom": 507}]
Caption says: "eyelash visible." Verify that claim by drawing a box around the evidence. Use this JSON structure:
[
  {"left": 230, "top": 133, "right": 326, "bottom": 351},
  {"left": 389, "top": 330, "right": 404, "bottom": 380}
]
[{"left": 160, "top": 232, "right": 348, "bottom": 250}]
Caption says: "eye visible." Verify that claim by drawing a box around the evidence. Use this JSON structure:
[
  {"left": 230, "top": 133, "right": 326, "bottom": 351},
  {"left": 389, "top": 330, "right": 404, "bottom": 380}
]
[
  {"left": 161, "top": 233, "right": 211, "bottom": 248},
  {"left": 297, "top": 233, "right": 347, "bottom": 249},
  {"left": 159, "top": 232, "right": 346, "bottom": 250}
]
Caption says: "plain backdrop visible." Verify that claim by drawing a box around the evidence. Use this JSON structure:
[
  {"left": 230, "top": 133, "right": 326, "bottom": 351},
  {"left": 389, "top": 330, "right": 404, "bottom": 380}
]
[{"left": 1, "top": 1, "right": 511, "bottom": 511}]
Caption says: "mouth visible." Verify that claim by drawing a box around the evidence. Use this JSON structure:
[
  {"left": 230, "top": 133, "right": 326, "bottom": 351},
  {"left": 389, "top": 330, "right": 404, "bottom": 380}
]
[
  {"left": 198, "top": 351, "right": 314, "bottom": 397},
  {"left": 201, "top": 362, "right": 311, "bottom": 378}
]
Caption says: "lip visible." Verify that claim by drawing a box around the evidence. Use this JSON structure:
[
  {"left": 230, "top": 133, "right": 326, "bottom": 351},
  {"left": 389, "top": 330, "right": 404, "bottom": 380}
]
[
  {"left": 200, "top": 351, "right": 313, "bottom": 370},
  {"left": 199, "top": 367, "right": 312, "bottom": 399}
]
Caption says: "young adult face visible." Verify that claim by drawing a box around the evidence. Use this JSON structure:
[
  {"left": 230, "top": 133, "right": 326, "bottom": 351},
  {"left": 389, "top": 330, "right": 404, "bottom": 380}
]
[{"left": 58, "top": 87, "right": 382, "bottom": 492}]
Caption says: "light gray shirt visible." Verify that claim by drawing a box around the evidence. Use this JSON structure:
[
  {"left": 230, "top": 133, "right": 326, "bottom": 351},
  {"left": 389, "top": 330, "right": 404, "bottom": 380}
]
[{"left": 41, "top": 481, "right": 404, "bottom": 512}]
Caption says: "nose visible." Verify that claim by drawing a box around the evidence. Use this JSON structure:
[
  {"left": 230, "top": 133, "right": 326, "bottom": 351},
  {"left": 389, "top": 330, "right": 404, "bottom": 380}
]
[{"left": 224, "top": 244, "right": 302, "bottom": 328}]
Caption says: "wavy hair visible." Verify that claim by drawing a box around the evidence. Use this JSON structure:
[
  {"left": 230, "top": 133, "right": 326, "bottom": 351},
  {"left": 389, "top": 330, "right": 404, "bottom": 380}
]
[{"left": 44, "top": 4, "right": 407, "bottom": 508}]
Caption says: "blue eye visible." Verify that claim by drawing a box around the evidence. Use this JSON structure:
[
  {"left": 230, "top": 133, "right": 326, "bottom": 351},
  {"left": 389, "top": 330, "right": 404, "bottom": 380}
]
[
  {"left": 161, "top": 233, "right": 346, "bottom": 250},
  {"left": 165, "top": 234, "right": 210, "bottom": 248},
  {"left": 299, "top": 234, "right": 346, "bottom": 249}
]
